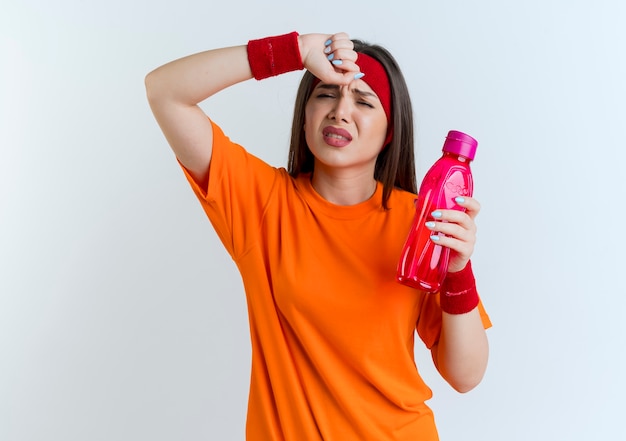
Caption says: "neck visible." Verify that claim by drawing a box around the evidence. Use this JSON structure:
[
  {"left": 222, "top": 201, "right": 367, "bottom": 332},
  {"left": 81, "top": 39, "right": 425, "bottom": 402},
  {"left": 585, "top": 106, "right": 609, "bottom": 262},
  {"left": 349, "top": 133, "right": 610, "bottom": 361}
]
[{"left": 310, "top": 167, "right": 378, "bottom": 206}]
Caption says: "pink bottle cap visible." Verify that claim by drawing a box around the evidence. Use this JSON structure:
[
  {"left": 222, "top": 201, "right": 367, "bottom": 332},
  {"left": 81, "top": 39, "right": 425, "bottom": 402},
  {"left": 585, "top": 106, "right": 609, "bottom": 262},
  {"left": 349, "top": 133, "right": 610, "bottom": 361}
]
[{"left": 443, "top": 130, "right": 478, "bottom": 160}]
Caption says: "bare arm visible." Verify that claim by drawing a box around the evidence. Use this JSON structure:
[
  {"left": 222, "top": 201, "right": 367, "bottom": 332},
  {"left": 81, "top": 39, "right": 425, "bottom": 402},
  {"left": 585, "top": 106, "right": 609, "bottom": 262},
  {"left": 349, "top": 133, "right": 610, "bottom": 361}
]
[
  {"left": 144, "top": 33, "right": 361, "bottom": 189},
  {"left": 145, "top": 45, "right": 252, "bottom": 188},
  {"left": 431, "top": 309, "right": 489, "bottom": 393},
  {"left": 426, "top": 196, "right": 489, "bottom": 392}
]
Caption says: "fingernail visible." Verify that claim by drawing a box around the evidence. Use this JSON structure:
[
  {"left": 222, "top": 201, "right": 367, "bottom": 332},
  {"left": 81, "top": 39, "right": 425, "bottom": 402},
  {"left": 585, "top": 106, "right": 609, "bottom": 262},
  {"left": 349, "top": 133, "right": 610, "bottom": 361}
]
[
  {"left": 327, "top": 53, "right": 334, "bottom": 61},
  {"left": 425, "top": 221, "right": 436, "bottom": 229},
  {"left": 324, "top": 45, "right": 332, "bottom": 54},
  {"left": 431, "top": 211, "right": 442, "bottom": 218},
  {"left": 332, "top": 59, "right": 343, "bottom": 66},
  {"left": 455, "top": 196, "right": 465, "bottom": 204},
  {"left": 430, "top": 235, "right": 441, "bottom": 242},
  {"left": 325, "top": 39, "right": 332, "bottom": 46},
  {"left": 354, "top": 72, "right": 365, "bottom": 80}
]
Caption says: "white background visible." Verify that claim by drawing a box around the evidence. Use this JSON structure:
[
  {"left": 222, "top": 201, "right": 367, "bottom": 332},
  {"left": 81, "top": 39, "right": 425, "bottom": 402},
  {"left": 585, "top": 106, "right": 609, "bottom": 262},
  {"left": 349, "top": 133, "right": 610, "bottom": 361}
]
[{"left": 2, "top": 1, "right": 625, "bottom": 440}]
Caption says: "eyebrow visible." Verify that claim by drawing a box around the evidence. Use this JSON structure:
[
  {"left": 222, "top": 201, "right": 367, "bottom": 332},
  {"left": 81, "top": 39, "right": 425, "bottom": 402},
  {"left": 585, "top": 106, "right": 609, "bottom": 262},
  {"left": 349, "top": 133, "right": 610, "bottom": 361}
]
[{"left": 315, "top": 84, "right": 379, "bottom": 100}]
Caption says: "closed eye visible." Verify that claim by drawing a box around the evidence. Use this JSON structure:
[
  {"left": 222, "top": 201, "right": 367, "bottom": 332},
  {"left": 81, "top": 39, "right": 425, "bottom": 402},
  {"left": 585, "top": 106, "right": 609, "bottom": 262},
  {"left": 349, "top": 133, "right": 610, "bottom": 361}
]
[{"left": 314, "top": 84, "right": 339, "bottom": 99}]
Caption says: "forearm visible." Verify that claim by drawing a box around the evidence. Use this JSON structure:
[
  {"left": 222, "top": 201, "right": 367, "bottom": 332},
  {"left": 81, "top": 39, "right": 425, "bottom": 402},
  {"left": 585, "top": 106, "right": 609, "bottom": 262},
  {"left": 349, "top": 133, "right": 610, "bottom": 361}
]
[
  {"left": 145, "top": 45, "right": 252, "bottom": 106},
  {"left": 430, "top": 260, "right": 489, "bottom": 393},
  {"left": 432, "top": 308, "right": 489, "bottom": 393}
]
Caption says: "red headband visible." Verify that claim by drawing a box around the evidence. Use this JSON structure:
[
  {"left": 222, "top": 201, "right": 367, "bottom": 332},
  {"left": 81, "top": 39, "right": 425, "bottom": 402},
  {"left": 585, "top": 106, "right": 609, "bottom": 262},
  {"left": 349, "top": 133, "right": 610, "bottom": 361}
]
[
  {"left": 312, "top": 52, "right": 393, "bottom": 145},
  {"left": 354, "top": 53, "right": 391, "bottom": 125}
]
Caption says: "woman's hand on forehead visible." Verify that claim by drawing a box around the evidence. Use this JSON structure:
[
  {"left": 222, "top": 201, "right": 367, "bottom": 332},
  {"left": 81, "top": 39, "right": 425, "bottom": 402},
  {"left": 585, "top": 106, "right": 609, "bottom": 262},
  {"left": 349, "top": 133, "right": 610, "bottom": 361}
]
[{"left": 299, "top": 33, "right": 362, "bottom": 85}]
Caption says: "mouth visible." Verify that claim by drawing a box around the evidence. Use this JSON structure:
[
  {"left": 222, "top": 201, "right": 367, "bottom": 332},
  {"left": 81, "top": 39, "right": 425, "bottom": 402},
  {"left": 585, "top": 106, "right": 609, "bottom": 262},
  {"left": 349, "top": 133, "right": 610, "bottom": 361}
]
[{"left": 322, "top": 126, "right": 352, "bottom": 147}]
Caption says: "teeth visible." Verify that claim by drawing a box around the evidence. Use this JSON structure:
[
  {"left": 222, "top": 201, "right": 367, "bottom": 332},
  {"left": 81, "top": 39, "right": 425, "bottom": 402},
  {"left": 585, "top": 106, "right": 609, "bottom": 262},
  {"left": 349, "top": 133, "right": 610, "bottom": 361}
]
[{"left": 327, "top": 132, "right": 347, "bottom": 140}]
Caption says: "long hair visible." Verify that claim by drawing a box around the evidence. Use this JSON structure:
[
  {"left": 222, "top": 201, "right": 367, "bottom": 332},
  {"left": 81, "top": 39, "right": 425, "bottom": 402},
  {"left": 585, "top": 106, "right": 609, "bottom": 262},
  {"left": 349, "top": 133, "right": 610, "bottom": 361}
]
[{"left": 287, "top": 39, "right": 417, "bottom": 209}]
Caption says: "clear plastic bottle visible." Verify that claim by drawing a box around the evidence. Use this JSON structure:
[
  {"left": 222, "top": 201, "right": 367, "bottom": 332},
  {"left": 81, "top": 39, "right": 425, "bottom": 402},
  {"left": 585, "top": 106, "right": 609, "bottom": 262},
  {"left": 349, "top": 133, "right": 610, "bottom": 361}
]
[{"left": 397, "top": 130, "right": 478, "bottom": 292}]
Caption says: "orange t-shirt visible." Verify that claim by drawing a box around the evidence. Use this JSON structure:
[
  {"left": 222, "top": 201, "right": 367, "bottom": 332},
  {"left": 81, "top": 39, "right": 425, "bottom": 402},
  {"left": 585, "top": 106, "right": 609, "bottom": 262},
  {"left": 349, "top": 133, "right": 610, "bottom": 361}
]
[{"left": 180, "top": 121, "right": 491, "bottom": 441}]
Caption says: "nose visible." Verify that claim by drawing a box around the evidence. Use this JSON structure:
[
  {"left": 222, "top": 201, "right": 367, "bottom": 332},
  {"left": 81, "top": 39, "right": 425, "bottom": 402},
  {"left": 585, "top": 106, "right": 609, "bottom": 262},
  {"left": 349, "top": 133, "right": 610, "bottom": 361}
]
[{"left": 328, "top": 95, "right": 352, "bottom": 123}]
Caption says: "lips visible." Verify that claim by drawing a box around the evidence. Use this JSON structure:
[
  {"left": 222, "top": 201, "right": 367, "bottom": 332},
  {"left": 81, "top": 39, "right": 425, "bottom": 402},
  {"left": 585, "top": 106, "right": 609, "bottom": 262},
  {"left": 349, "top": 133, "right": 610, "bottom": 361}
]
[{"left": 322, "top": 126, "right": 353, "bottom": 147}]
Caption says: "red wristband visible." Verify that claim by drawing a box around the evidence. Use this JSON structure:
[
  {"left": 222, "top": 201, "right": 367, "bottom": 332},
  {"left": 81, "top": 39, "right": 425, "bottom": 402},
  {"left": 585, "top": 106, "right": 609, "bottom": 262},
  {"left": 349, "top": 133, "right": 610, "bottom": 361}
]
[
  {"left": 247, "top": 31, "right": 304, "bottom": 80},
  {"left": 440, "top": 261, "right": 479, "bottom": 315}
]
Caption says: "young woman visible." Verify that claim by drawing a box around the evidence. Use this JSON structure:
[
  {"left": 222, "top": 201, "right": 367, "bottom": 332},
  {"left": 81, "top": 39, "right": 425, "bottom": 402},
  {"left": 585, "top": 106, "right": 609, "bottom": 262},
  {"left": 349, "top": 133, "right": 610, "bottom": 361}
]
[{"left": 146, "top": 31, "right": 491, "bottom": 441}]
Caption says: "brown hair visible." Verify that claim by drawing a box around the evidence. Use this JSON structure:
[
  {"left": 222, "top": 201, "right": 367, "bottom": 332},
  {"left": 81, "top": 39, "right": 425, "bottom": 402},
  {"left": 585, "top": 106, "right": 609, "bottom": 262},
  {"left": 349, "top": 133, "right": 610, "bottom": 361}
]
[{"left": 287, "top": 39, "right": 417, "bottom": 209}]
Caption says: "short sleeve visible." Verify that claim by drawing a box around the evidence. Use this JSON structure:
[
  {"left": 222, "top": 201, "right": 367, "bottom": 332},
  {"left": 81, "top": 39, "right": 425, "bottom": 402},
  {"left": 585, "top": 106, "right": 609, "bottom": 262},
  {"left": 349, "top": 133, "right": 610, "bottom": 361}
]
[
  {"left": 416, "top": 293, "right": 492, "bottom": 349},
  {"left": 178, "top": 120, "right": 281, "bottom": 260}
]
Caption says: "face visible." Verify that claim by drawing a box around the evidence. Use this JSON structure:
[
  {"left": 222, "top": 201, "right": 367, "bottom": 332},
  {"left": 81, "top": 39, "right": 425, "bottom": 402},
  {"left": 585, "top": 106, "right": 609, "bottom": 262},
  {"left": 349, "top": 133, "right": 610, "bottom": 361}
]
[{"left": 303, "top": 79, "right": 388, "bottom": 176}]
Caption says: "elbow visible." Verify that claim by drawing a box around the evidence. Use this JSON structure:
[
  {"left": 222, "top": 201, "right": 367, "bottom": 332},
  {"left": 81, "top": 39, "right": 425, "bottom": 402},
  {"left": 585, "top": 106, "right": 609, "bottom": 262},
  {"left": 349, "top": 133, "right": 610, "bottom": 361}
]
[
  {"left": 144, "top": 70, "right": 159, "bottom": 104},
  {"left": 446, "top": 365, "right": 487, "bottom": 394},
  {"left": 144, "top": 68, "right": 168, "bottom": 106},
  {"left": 434, "top": 331, "right": 490, "bottom": 394},
  {"left": 449, "top": 376, "right": 483, "bottom": 394}
]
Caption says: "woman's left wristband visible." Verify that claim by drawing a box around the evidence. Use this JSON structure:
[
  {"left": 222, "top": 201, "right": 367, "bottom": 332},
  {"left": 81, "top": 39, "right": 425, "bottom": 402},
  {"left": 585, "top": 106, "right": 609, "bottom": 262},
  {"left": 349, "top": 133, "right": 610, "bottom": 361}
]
[{"left": 439, "top": 260, "right": 480, "bottom": 315}]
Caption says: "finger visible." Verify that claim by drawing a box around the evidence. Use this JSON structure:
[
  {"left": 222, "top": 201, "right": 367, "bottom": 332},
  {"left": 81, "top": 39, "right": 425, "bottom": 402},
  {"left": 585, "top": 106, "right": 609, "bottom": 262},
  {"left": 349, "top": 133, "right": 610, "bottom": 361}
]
[
  {"left": 329, "top": 58, "right": 359, "bottom": 73},
  {"left": 430, "top": 209, "right": 476, "bottom": 233},
  {"left": 326, "top": 59, "right": 361, "bottom": 85},
  {"left": 430, "top": 232, "right": 475, "bottom": 260},
  {"left": 329, "top": 47, "right": 358, "bottom": 63},
  {"left": 429, "top": 232, "right": 475, "bottom": 261},
  {"left": 323, "top": 35, "right": 354, "bottom": 61},
  {"left": 453, "top": 196, "right": 481, "bottom": 220},
  {"left": 328, "top": 54, "right": 359, "bottom": 71},
  {"left": 426, "top": 220, "right": 476, "bottom": 244},
  {"left": 326, "top": 48, "right": 359, "bottom": 72},
  {"left": 326, "top": 32, "right": 353, "bottom": 49}
]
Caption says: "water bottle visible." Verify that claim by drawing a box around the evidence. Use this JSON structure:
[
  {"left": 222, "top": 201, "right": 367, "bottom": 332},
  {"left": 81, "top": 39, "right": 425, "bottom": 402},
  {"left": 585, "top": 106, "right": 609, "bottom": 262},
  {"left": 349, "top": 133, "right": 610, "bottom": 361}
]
[{"left": 397, "top": 130, "right": 478, "bottom": 293}]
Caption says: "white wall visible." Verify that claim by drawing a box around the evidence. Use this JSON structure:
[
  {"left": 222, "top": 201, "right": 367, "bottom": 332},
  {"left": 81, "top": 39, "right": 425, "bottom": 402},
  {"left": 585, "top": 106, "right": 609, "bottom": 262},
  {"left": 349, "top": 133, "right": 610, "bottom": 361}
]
[{"left": 2, "top": 1, "right": 625, "bottom": 440}]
